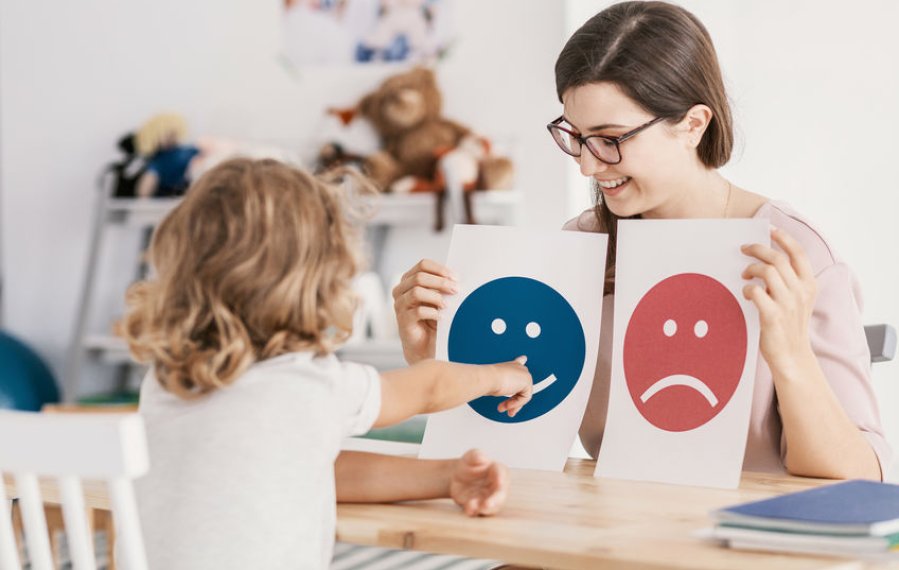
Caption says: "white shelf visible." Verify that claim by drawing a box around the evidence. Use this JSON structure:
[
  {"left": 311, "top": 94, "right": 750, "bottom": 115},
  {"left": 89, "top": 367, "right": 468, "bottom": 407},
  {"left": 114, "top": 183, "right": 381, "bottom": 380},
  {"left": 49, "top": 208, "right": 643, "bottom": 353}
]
[
  {"left": 367, "top": 190, "right": 520, "bottom": 226},
  {"left": 105, "top": 197, "right": 181, "bottom": 226},
  {"left": 69, "top": 186, "right": 516, "bottom": 399},
  {"left": 84, "top": 333, "right": 406, "bottom": 371},
  {"left": 83, "top": 334, "right": 135, "bottom": 364},
  {"left": 336, "top": 339, "right": 406, "bottom": 370},
  {"left": 101, "top": 190, "right": 520, "bottom": 228}
]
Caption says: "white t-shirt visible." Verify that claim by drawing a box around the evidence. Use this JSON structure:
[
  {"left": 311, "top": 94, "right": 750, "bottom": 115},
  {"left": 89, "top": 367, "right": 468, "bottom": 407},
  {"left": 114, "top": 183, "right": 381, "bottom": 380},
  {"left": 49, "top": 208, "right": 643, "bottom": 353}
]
[{"left": 136, "top": 352, "right": 382, "bottom": 570}]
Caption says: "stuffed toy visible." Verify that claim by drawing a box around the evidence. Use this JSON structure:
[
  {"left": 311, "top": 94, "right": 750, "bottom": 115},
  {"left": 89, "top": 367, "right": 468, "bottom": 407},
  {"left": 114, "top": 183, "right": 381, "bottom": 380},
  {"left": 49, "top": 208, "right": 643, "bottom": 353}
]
[
  {"left": 134, "top": 113, "right": 202, "bottom": 198},
  {"left": 318, "top": 66, "right": 514, "bottom": 231},
  {"left": 105, "top": 133, "right": 147, "bottom": 198}
]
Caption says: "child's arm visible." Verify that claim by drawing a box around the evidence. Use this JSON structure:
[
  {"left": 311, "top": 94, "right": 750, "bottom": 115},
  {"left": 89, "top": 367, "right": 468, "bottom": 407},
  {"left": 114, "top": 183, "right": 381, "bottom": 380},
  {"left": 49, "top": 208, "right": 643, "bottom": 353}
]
[
  {"left": 375, "top": 358, "right": 532, "bottom": 428},
  {"left": 335, "top": 449, "right": 508, "bottom": 516}
]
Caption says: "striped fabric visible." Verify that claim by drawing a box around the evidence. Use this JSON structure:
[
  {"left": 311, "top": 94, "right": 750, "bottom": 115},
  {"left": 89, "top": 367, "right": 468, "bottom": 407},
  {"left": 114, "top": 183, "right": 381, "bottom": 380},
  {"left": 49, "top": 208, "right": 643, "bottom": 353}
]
[{"left": 331, "top": 542, "right": 500, "bottom": 570}]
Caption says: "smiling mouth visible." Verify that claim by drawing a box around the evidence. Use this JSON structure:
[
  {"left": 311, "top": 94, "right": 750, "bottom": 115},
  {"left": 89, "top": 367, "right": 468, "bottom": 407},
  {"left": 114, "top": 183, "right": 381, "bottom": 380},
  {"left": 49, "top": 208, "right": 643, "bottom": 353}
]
[
  {"left": 532, "top": 374, "right": 558, "bottom": 394},
  {"left": 639, "top": 374, "right": 718, "bottom": 407}
]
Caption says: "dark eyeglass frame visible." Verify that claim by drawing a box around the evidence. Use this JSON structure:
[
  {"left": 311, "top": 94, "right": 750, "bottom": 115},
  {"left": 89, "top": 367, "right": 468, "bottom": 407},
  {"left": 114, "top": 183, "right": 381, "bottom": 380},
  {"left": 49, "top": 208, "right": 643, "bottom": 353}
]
[{"left": 546, "top": 116, "right": 665, "bottom": 165}]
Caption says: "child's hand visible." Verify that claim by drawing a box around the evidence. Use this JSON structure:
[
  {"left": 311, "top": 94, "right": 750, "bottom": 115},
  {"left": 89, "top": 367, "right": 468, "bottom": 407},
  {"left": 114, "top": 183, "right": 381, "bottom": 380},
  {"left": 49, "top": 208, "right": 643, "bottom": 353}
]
[
  {"left": 449, "top": 449, "right": 509, "bottom": 516},
  {"left": 491, "top": 356, "right": 533, "bottom": 417}
]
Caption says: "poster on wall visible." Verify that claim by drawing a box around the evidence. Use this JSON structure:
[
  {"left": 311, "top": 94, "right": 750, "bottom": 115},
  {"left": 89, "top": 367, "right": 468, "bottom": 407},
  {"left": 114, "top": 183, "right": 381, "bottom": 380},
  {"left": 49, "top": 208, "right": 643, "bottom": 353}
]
[
  {"left": 594, "top": 219, "right": 768, "bottom": 489},
  {"left": 282, "top": 0, "right": 455, "bottom": 68},
  {"left": 419, "top": 225, "right": 607, "bottom": 471}
]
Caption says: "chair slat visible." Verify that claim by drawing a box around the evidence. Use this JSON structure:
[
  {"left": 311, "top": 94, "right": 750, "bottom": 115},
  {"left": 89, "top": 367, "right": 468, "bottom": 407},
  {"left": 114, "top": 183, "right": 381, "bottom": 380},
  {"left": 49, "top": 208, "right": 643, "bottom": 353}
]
[
  {"left": 59, "top": 475, "right": 98, "bottom": 569},
  {"left": 108, "top": 477, "right": 148, "bottom": 570},
  {"left": 15, "top": 472, "right": 54, "bottom": 570},
  {"left": 0, "top": 483, "right": 22, "bottom": 570}
]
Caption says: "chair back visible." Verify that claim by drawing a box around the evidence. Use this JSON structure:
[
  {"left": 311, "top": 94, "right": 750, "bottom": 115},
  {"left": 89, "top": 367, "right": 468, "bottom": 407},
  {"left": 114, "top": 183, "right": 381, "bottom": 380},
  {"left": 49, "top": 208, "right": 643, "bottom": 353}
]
[
  {"left": 0, "top": 411, "right": 148, "bottom": 570},
  {"left": 865, "top": 324, "right": 897, "bottom": 363}
]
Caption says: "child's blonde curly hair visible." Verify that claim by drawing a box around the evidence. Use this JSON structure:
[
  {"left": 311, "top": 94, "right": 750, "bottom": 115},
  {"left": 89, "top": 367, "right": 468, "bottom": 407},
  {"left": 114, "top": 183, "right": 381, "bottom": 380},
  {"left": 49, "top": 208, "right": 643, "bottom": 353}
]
[{"left": 118, "top": 157, "right": 376, "bottom": 399}]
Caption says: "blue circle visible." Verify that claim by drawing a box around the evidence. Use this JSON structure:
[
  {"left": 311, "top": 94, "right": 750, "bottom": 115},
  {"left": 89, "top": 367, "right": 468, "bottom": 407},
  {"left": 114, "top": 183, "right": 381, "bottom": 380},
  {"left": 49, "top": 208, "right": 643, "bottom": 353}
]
[{"left": 448, "top": 277, "right": 585, "bottom": 423}]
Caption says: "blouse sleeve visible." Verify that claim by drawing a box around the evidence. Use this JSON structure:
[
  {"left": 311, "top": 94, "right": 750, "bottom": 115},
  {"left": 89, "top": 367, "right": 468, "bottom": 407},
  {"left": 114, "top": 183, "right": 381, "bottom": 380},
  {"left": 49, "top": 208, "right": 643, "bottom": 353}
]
[{"left": 786, "top": 261, "right": 892, "bottom": 478}]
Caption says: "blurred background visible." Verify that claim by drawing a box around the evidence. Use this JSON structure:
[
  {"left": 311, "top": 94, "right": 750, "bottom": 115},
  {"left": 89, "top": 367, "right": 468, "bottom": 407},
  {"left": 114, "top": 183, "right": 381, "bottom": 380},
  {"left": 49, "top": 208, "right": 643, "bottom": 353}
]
[{"left": 1, "top": 0, "right": 897, "bottom": 476}]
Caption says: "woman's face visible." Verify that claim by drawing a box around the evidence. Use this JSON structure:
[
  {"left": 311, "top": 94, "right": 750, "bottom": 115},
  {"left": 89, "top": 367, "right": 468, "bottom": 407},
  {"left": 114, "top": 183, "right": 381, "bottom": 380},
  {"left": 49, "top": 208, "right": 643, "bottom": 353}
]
[{"left": 561, "top": 82, "right": 694, "bottom": 218}]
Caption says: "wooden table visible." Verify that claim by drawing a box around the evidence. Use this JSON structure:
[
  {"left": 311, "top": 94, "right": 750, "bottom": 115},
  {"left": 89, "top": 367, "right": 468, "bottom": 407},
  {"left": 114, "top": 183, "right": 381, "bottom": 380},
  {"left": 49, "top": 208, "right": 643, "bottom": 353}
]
[
  {"left": 5, "top": 460, "right": 887, "bottom": 570},
  {"left": 336, "top": 459, "right": 883, "bottom": 570}
]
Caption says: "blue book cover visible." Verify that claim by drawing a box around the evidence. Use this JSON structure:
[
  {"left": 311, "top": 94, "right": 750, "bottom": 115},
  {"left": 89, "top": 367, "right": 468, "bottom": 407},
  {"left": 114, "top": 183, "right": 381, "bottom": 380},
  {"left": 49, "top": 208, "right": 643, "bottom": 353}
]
[{"left": 714, "top": 480, "right": 899, "bottom": 536}]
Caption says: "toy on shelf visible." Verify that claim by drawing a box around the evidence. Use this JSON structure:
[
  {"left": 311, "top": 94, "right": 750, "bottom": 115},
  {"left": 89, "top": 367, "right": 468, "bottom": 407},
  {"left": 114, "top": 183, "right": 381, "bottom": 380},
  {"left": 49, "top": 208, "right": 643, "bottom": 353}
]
[
  {"left": 317, "top": 66, "right": 514, "bottom": 231},
  {"left": 134, "top": 113, "right": 202, "bottom": 198},
  {"left": 105, "top": 133, "right": 148, "bottom": 198}
]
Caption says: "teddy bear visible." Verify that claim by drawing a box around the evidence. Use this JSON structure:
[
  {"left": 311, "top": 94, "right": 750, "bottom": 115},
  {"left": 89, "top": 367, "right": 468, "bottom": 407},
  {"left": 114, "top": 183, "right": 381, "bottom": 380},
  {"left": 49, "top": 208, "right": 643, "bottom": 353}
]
[{"left": 318, "top": 66, "right": 514, "bottom": 231}]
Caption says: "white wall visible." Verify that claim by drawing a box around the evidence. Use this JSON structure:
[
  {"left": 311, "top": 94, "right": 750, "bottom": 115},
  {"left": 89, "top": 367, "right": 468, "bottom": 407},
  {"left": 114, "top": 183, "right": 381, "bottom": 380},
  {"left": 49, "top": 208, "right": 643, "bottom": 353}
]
[
  {"left": 565, "top": 0, "right": 899, "bottom": 478},
  {"left": 0, "top": 0, "right": 566, "bottom": 391}
]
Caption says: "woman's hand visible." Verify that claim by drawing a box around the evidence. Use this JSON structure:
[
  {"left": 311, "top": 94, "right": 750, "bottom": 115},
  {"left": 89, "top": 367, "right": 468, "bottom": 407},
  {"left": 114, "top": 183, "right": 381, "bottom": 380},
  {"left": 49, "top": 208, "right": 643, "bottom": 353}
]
[
  {"left": 392, "top": 259, "right": 458, "bottom": 364},
  {"left": 491, "top": 356, "right": 533, "bottom": 417},
  {"left": 449, "top": 449, "right": 509, "bottom": 516},
  {"left": 741, "top": 227, "right": 818, "bottom": 375}
]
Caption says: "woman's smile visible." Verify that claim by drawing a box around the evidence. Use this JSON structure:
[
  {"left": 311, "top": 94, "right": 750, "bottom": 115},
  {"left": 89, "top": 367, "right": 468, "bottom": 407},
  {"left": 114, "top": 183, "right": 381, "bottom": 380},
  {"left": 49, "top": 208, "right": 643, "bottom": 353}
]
[{"left": 596, "top": 175, "right": 632, "bottom": 197}]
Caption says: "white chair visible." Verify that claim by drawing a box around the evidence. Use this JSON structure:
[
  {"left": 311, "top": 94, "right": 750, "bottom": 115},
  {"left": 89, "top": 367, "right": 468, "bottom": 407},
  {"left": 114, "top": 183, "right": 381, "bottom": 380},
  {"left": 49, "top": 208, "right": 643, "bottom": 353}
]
[{"left": 0, "top": 411, "right": 149, "bottom": 570}]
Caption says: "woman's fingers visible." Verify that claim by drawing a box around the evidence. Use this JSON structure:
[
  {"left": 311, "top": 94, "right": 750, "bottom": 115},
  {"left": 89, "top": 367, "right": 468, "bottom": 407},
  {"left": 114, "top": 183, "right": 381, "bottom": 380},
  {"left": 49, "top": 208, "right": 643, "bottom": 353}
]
[
  {"left": 398, "top": 259, "right": 456, "bottom": 288},
  {"left": 742, "top": 282, "right": 777, "bottom": 316},
  {"left": 770, "top": 227, "right": 815, "bottom": 282},
  {"left": 741, "top": 261, "right": 789, "bottom": 301},
  {"left": 396, "top": 285, "right": 447, "bottom": 312},
  {"left": 740, "top": 242, "right": 800, "bottom": 291},
  {"left": 392, "top": 269, "right": 458, "bottom": 304}
]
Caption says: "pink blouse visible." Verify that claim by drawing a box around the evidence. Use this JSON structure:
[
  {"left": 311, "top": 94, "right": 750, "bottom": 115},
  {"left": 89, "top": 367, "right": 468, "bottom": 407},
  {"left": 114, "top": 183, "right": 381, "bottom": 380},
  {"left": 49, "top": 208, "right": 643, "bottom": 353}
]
[{"left": 564, "top": 201, "right": 891, "bottom": 476}]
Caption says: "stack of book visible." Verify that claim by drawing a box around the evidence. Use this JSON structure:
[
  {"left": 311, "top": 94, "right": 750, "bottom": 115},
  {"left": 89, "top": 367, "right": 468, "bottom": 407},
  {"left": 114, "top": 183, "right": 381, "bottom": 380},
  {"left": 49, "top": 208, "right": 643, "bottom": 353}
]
[{"left": 708, "top": 480, "right": 899, "bottom": 559}]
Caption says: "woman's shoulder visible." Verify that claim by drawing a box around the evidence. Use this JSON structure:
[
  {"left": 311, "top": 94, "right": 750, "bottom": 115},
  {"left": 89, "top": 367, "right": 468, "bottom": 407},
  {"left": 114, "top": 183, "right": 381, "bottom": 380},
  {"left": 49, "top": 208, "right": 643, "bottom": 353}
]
[
  {"left": 562, "top": 208, "right": 604, "bottom": 232},
  {"left": 754, "top": 200, "right": 841, "bottom": 275}
]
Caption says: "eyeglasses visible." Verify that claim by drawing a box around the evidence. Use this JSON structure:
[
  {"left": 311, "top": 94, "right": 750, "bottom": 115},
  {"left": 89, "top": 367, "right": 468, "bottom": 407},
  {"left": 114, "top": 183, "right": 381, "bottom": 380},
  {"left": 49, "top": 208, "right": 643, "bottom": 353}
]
[{"left": 546, "top": 116, "right": 664, "bottom": 165}]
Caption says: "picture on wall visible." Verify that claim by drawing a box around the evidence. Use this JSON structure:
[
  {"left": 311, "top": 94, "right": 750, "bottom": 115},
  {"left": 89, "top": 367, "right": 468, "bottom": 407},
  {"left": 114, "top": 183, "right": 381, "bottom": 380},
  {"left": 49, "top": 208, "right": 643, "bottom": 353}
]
[{"left": 282, "top": 0, "right": 455, "bottom": 68}]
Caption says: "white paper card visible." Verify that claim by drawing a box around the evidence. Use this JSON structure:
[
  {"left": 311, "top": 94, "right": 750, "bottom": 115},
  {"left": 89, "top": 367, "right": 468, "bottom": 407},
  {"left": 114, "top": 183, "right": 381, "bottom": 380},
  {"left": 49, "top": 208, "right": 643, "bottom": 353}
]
[
  {"left": 595, "top": 219, "right": 768, "bottom": 489},
  {"left": 419, "top": 225, "right": 607, "bottom": 471}
]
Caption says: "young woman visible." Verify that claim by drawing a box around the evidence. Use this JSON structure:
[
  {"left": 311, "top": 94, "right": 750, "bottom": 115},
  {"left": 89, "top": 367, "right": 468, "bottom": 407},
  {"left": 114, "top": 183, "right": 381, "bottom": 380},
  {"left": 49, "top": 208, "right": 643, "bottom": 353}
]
[{"left": 392, "top": 0, "right": 889, "bottom": 482}]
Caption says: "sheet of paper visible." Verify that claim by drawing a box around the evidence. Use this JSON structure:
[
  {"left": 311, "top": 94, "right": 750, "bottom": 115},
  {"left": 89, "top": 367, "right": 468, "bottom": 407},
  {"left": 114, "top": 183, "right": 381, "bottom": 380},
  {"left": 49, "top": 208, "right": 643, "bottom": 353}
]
[
  {"left": 595, "top": 219, "right": 768, "bottom": 488},
  {"left": 419, "top": 224, "right": 607, "bottom": 471}
]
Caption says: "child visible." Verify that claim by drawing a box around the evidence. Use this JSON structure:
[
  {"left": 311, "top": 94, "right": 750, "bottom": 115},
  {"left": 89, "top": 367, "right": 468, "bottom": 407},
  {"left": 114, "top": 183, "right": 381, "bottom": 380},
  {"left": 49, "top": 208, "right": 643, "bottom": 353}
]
[{"left": 119, "top": 157, "right": 533, "bottom": 570}]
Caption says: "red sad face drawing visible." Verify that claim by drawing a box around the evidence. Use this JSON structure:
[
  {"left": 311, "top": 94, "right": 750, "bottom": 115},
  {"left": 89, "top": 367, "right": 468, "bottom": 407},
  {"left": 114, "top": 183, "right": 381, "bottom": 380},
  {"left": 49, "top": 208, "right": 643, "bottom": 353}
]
[{"left": 623, "top": 273, "right": 747, "bottom": 432}]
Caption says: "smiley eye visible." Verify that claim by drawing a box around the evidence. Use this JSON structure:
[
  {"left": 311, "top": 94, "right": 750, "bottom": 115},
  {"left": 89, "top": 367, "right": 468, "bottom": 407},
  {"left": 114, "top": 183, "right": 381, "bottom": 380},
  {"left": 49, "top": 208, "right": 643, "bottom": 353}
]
[
  {"left": 694, "top": 320, "right": 709, "bottom": 338},
  {"left": 491, "top": 318, "right": 507, "bottom": 335},
  {"left": 525, "top": 322, "right": 541, "bottom": 338},
  {"left": 663, "top": 319, "right": 677, "bottom": 337}
]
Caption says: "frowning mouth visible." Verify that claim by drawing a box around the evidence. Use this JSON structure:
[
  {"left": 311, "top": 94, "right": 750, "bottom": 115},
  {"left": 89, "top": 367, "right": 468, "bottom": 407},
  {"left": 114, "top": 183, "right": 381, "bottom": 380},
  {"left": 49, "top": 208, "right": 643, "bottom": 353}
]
[
  {"left": 639, "top": 374, "right": 718, "bottom": 407},
  {"left": 532, "top": 374, "right": 558, "bottom": 394}
]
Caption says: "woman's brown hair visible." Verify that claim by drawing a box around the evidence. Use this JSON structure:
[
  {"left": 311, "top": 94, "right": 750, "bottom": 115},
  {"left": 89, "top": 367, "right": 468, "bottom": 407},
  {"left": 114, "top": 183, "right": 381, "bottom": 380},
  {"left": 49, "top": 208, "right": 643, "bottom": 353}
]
[
  {"left": 555, "top": 1, "right": 734, "bottom": 293},
  {"left": 118, "top": 158, "right": 375, "bottom": 398}
]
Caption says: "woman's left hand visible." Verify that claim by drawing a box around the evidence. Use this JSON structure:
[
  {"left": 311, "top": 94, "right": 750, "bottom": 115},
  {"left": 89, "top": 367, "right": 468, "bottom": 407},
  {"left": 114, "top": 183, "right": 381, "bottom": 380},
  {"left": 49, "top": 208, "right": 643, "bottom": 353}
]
[{"left": 741, "top": 227, "right": 818, "bottom": 374}]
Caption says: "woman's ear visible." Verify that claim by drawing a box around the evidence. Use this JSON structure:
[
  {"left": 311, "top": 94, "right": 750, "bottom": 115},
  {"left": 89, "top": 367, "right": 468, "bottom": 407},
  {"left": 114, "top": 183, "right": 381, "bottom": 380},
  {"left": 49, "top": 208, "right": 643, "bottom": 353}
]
[{"left": 677, "top": 104, "right": 713, "bottom": 148}]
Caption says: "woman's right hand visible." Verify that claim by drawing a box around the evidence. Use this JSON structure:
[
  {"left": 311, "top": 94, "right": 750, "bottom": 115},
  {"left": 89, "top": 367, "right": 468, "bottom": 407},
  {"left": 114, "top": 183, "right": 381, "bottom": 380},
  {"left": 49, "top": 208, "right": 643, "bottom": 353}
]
[{"left": 392, "top": 259, "right": 458, "bottom": 364}]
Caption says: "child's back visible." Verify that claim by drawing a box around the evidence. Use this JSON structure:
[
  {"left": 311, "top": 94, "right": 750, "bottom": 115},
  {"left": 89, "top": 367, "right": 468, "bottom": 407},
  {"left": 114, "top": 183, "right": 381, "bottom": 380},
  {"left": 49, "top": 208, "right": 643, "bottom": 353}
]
[{"left": 138, "top": 352, "right": 380, "bottom": 569}]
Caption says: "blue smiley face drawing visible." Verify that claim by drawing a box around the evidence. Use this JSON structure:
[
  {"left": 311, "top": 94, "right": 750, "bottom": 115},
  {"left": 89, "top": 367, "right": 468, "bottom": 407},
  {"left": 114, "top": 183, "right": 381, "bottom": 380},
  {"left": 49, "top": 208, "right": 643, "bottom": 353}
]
[{"left": 448, "top": 276, "right": 586, "bottom": 423}]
